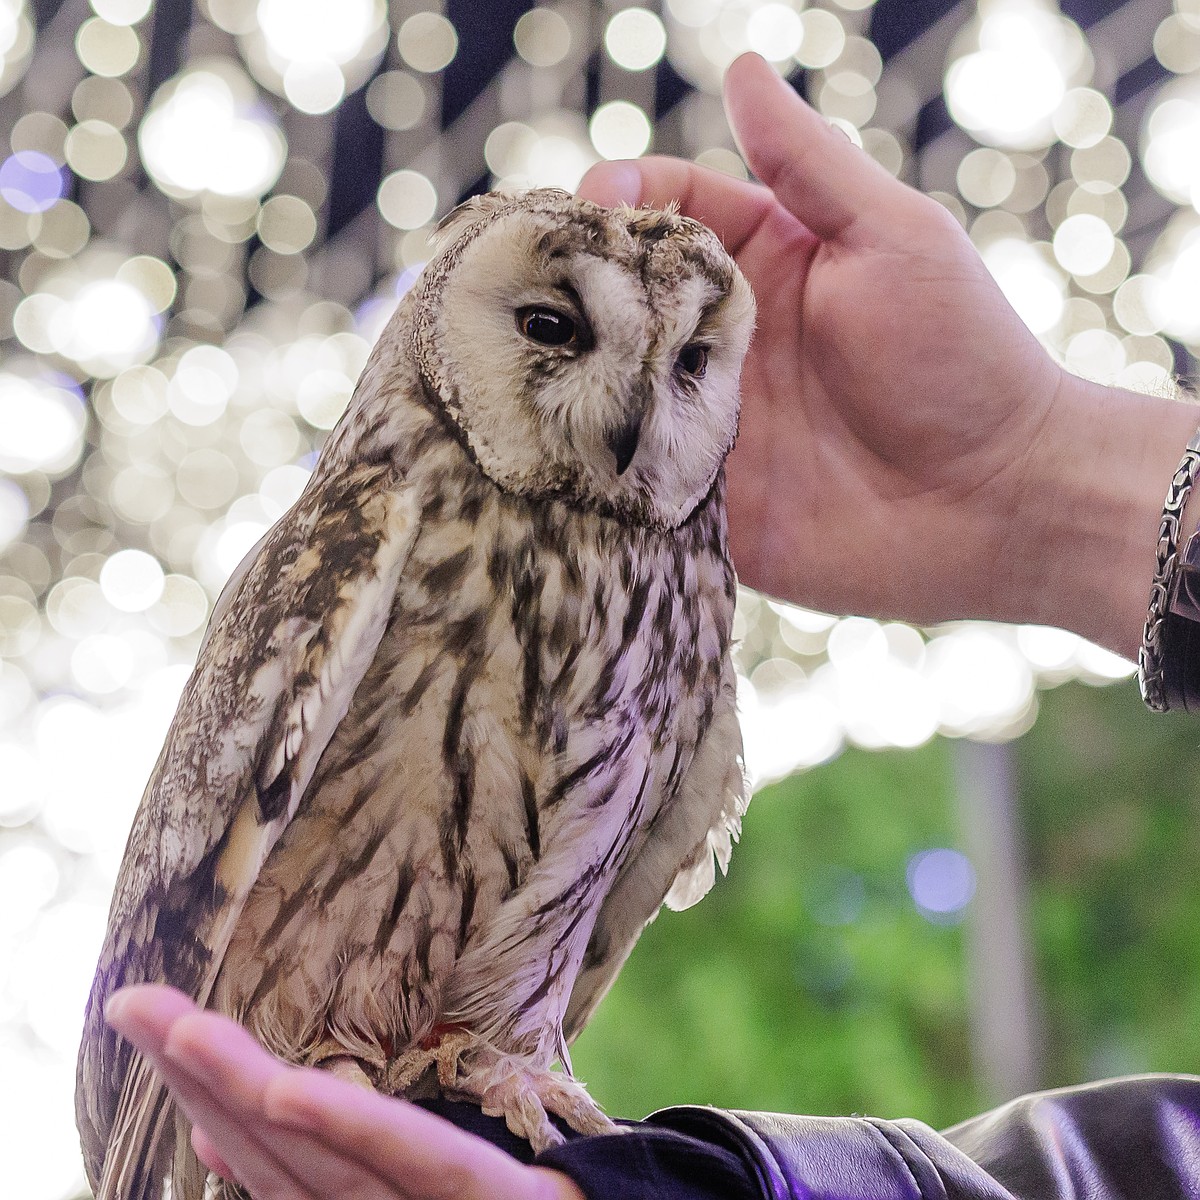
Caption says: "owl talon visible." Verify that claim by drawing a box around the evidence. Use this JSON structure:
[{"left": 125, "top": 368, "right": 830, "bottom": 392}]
[
  {"left": 321, "top": 1055, "right": 375, "bottom": 1090},
  {"left": 467, "top": 1055, "right": 617, "bottom": 1153},
  {"left": 384, "top": 1047, "right": 436, "bottom": 1093},
  {"left": 434, "top": 1029, "right": 476, "bottom": 1090},
  {"left": 308, "top": 1038, "right": 379, "bottom": 1089},
  {"left": 384, "top": 1029, "right": 614, "bottom": 1152},
  {"left": 380, "top": 1027, "right": 472, "bottom": 1094},
  {"left": 483, "top": 1081, "right": 565, "bottom": 1153}
]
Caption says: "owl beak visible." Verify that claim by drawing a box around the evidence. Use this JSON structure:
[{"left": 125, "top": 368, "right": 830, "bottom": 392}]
[{"left": 609, "top": 413, "right": 643, "bottom": 476}]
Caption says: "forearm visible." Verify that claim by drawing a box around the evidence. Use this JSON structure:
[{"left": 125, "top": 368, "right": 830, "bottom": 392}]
[{"left": 1001, "top": 376, "right": 1199, "bottom": 660}]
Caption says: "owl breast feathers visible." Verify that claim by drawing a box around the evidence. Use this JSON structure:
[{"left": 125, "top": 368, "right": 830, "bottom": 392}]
[{"left": 76, "top": 187, "right": 756, "bottom": 1198}]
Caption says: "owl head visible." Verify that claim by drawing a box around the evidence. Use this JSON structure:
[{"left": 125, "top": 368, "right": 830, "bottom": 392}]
[{"left": 410, "top": 188, "right": 755, "bottom": 531}]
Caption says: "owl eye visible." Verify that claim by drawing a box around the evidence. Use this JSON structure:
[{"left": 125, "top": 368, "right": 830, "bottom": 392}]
[
  {"left": 676, "top": 344, "right": 708, "bottom": 378},
  {"left": 518, "top": 307, "right": 577, "bottom": 347}
]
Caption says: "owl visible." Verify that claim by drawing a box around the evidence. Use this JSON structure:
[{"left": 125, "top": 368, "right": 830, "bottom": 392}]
[{"left": 76, "top": 187, "right": 756, "bottom": 1199}]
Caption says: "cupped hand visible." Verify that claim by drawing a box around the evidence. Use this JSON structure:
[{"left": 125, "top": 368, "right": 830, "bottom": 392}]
[
  {"left": 579, "top": 53, "right": 1070, "bottom": 627},
  {"left": 104, "top": 985, "right": 585, "bottom": 1200}
]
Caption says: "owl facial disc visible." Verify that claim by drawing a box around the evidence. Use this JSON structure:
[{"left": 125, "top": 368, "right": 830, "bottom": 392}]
[{"left": 411, "top": 188, "right": 755, "bottom": 531}]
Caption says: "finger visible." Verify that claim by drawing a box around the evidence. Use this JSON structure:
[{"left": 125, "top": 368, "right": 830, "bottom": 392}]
[
  {"left": 163, "top": 1014, "right": 393, "bottom": 1200},
  {"left": 192, "top": 1125, "right": 236, "bottom": 1182},
  {"left": 576, "top": 160, "right": 643, "bottom": 207},
  {"left": 106, "top": 988, "right": 260, "bottom": 1191},
  {"left": 135, "top": 1017, "right": 322, "bottom": 1200},
  {"left": 113, "top": 998, "right": 364, "bottom": 1200},
  {"left": 723, "top": 51, "right": 906, "bottom": 240},
  {"left": 172, "top": 1068, "right": 381, "bottom": 1200},
  {"left": 264, "top": 1071, "right": 538, "bottom": 1200},
  {"left": 104, "top": 983, "right": 199, "bottom": 1051},
  {"left": 578, "top": 156, "right": 785, "bottom": 256}
]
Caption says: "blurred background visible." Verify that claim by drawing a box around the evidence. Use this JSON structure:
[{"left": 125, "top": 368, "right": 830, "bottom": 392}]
[{"left": 0, "top": 0, "right": 1198, "bottom": 1194}]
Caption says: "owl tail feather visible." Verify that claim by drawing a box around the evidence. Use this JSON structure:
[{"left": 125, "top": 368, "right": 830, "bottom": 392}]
[
  {"left": 173, "top": 1107, "right": 208, "bottom": 1200},
  {"left": 96, "top": 1055, "right": 173, "bottom": 1200}
]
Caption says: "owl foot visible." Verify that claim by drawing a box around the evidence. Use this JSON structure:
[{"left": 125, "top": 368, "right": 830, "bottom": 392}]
[
  {"left": 382, "top": 1026, "right": 472, "bottom": 1094},
  {"left": 386, "top": 1028, "right": 616, "bottom": 1152},
  {"left": 321, "top": 1054, "right": 375, "bottom": 1090},
  {"left": 385, "top": 1047, "right": 436, "bottom": 1093},
  {"left": 309, "top": 1037, "right": 380, "bottom": 1089},
  {"left": 461, "top": 1054, "right": 618, "bottom": 1153}
]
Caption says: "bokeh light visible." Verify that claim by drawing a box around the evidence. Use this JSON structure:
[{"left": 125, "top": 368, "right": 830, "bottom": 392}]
[
  {"left": 75, "top": 16, "right": 140, "bottom": 77},
  {"left": 90, "top": 0, "right": 152, "bottom": 24},
  {"left": 981, "top": 237, "right": 1065, "bottom": 334},
  {"left": 366, "top": 70, "right": 426, "bottom": 131},
  {"left": 515, "top": 7, "right": 573, "bottom": 68},
  {"left": 666, "top": 0, "right": 815, "bottom": 92},
  {"left": 605, "top": 7, "right": 667, "bottom": 70},
  {"left": 258, "top": 0, "right": 381, "bottom": 68},
  {"left": 139, "top": 61, "right": 287, "bottom": 201},
  {"left": 18, "top": 267, "right": 161, "bottom": 378},
  {"left": 378, "top": 169, "right": 438, "bottom": 231},
  {"left": 1144, "top": 212, "right": 1200, "bottom": 346},
  {"left": 589, "top": 101, "right": 653, "bottom": 160},
  {"left": 485, "top": 112, "right": 596, "bottom": 191},
  {"left": 397, "top": 12, "right": 458, "bottom": 74},
  {"left": 797, "top": 9, "right": 846, "bottom": 69},
  {"left": 1053, "top": 87, "right": 1112, "bottom": 148},
  {"left": 945, "top": 0, "right": 1090, "bottom": 150},
  {"left": 0, "top": 151, "right": 62, "bottom": 213},
  {"left": 99, "top": 549, "right": 164, "bottom": 612},
  {"left": 240, "top": 0, "right": 388, "bottom": 114},
  {"left": 907, "top": 849, "right": 977, "bottom": 923},
  {"left": 1142, "top": 75, "right": 1200, "bottom": 207},
  {"left": 0, "top": 367, "right": 86, "bottom": 476},
  {"left": 1053, "top": 213, "right": 1115, "bottom": 277},
  {"left": 746, "top": 3, "right": 805, "bottom": 61},
  {"left": 0, "top": 0, "right": 33, "bottom": 99}
]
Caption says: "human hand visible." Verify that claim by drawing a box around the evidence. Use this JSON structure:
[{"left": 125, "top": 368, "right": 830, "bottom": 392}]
[
  {"left": 104, "top": 985, "right": 586, "bottom": 1200},
  {"left": 579, "top": 54, "right": 1198, "bottom": 656}
]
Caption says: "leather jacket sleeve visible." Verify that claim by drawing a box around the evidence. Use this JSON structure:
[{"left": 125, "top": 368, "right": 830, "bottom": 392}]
[
  {"left": 427, "top": 1074, "right": 1200, "bottom": 1198},
  {"left": 642, "top": 1074, "right": 1200, "bottom": 1199}
]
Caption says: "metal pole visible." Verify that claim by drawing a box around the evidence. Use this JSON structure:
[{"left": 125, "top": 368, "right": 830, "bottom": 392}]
[{"left": 952, "top": 737, "right": 1043, "bottom": 1104}]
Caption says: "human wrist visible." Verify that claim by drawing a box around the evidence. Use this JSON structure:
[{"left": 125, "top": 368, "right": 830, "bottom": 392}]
[{"left": 1010, "top": 371, "right": 1200, "bottom": 660}]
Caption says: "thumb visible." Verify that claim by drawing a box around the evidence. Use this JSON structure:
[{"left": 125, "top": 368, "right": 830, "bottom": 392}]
[{"left": 724, "top": 52, "right": 904, "bottom": 241}]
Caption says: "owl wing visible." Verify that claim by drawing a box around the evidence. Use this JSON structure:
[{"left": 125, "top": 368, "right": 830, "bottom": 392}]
[
  {"left": 76, "top": 463, "right": 420, "bottom": 1199},
  {"left": 562, "top": 659, "right": 747, "bottom": 1043}
]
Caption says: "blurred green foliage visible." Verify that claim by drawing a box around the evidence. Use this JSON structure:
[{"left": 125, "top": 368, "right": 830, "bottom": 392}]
[
  {"left": 572, "top": 678, "right": 1200, "bottom": 1130},
  {"left": 572, "top": 735, "right": 976, "bottom": 1126},
  {"left": 1023, "top": 678, "right": 1200, "bottom": 1090}
]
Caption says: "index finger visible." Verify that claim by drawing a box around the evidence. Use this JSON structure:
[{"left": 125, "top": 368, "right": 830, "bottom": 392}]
[
  {"left": 263, "top": 1072, "right": 574, "bottom": 1200},
  {"left": 580, "top": 54, "right": 913, "bottom": 248},
  {"left": 577, "top": 156, "right": 780, "bottom": 257}
]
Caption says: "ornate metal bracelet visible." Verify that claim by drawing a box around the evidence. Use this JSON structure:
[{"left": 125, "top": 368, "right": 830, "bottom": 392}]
[{"left": 1139, "top": 427, "right": 1200, "bottom": 711}]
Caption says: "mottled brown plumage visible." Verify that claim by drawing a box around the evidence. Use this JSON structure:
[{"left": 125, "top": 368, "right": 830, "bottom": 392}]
[{"left": 77, "top": 188, "right": 755, "bottom": 1199}]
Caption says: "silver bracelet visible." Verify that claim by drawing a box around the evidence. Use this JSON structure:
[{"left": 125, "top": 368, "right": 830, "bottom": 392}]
[{"left": 1139, "top": 427, "right": 1200, "bottom": 711}]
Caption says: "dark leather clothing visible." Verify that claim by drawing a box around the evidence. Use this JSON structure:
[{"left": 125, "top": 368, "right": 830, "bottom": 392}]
[
  {"left": 423, "top": 1073, "right": 1200, "bottom": 1198},
  {"left": 644, "top": 1075, "right": 1200, "bottom": 1199}
]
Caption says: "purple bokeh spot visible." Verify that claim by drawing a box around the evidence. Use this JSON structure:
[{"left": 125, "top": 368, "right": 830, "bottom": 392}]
[
  {"left": 906, "top": 848, "right": 976, "bottom": 923},
  {"left": 0, "top": 151, "right": 65, "bottom": 214}
]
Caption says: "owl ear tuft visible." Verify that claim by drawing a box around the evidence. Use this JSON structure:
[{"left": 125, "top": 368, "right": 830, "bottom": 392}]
[
  {"left": 433, "top": 188, "right": 577, "bottom": 248},
  {"left": 432, "top": 193, "right": 517, "bottom": 247}
]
